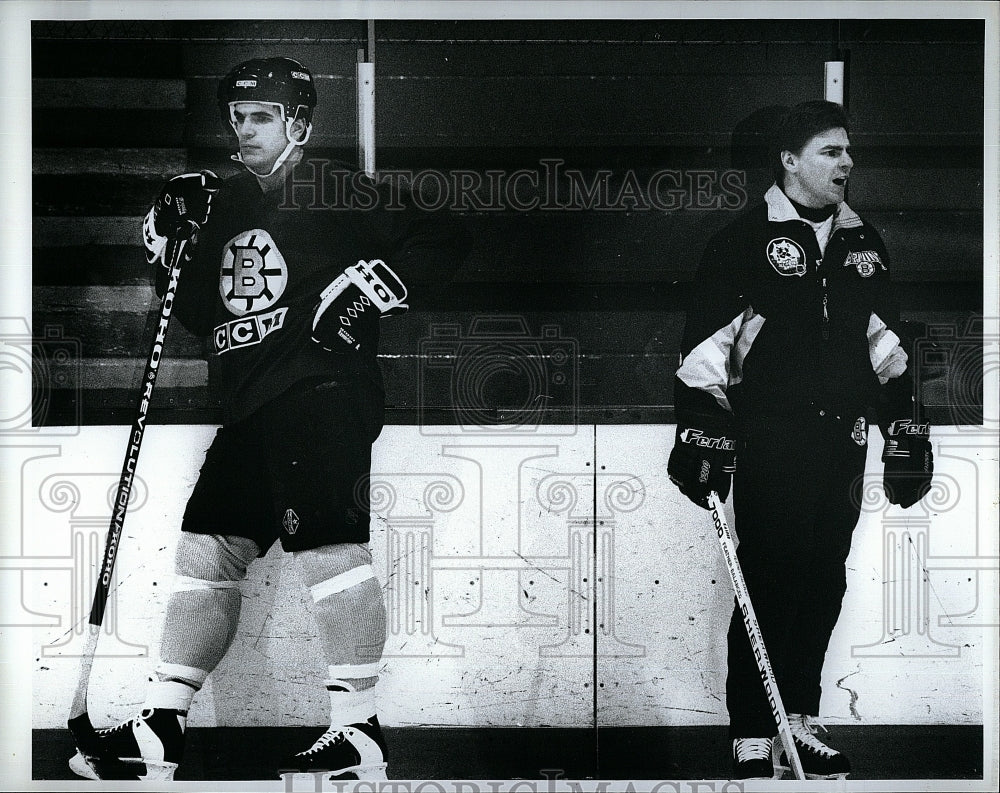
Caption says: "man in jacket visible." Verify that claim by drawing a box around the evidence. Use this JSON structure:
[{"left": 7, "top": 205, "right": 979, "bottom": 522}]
[{"left": 667, "top": 100, "right": 933, "bottom": 780}]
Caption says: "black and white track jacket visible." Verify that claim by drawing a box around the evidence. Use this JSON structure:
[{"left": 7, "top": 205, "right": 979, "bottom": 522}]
[{"left": 674, "top": 184, "right": 913, "bottom": 429}]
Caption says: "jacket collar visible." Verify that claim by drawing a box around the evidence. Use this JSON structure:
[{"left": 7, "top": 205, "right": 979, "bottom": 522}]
[{"left": 765, "top": 183, "right": 862, "bottom": 231}]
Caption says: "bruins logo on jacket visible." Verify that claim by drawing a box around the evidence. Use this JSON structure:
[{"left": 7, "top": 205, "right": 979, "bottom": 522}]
[{"left": 844, "top": 250, "right": 882, "bottom": 278}]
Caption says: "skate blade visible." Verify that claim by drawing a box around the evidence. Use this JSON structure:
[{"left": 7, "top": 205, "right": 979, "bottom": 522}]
[
  {"left": 775, "top": 761, "right": 849, "bottom": 781},
  {"left": 69, "top": 750, "right": 177, "bottom": 782},
  {"left": 69, "top": 752, "right": 102, "bottom": 781}
]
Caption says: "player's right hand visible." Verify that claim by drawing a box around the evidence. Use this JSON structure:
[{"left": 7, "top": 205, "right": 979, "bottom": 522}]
[
  {"left": 667, "top": 416, "right": 737, "bottom": 509},
  {"left": 152, "top": 171, "right": 221, "bottom": 238},
  {"left": 143, "top": 170, "right": 220, "bottom": 268}
]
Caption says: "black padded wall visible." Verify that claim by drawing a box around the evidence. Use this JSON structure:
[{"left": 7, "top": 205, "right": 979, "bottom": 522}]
[{"left": 31, "top": 19, "right": 984, "bottom": 425}]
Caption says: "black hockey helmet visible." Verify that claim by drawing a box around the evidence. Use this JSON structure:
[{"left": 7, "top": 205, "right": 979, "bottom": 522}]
[{"left": 217, "top": 57, "right": 317, "bottom": 135}]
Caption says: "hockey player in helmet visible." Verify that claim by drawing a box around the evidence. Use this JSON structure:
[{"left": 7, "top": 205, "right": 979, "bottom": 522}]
[
  {"left": 218, "top": 57, "right": 317, "bottom": 178},
  {"left": 70, "top": 56, "right": 469, "bottom": 783}
]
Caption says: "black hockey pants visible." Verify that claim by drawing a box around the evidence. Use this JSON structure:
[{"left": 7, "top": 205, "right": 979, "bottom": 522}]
[{"left": 726, "top": 410, "right": 869, "bottom": 738}]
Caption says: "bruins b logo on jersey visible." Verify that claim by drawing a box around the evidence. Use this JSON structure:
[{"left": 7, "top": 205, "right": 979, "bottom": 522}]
[{"left": 220, "top": 229, "right": 288, "bottom": 316}]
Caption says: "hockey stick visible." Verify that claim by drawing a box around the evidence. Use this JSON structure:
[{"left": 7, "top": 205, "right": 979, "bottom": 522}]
[
  {"left": 67, "top": 233, "right": 191, "bottom": 755},
  {"left": 708, "top": 491, "right": 806, "bottom": 781}
]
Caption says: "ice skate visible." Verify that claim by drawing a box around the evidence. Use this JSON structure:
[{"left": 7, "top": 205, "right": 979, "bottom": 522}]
[
  {"left": 277, "top": 715, "right": 388, "bottom": 780},
  {"left": 68, "top": 708, "right": 186, "bottom": 781},
  {"left": 776, "top": 714, "right": 851, "bottom": 779},
  {"left": 731, "top": 737, "right": 775, "bottom": 779}
]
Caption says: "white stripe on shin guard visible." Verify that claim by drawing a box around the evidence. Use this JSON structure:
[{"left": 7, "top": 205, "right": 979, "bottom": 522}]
[
  {"left": 156, "top": 662, "right": 209, "bottom": 688},
  {"left": 309, "top": 564, "right": 376, "bottom": 603}
]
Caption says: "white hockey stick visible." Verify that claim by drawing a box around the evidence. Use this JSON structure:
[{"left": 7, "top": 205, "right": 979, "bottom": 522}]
[
  {"left": 708, "top": 491, "right": 806, "bottom": 781},
  {"left": 67, "top": 235, "right": 190, "bottom": 756}
]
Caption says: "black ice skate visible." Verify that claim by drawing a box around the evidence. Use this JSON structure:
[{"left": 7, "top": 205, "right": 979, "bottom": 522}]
[
  {"left": 68, "top": 708, "right": 186, "bottom": 781},
  {"left": 731, "top": 737, "right": 775, "bottom": 779},
  {"left": 277, "top": 715, "right": 388, "bottom": 780},
  {"left": 777, "top": 714, "right": 851, "bottom": 779}
]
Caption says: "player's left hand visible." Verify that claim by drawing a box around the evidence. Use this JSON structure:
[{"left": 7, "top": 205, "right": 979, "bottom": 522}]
[
  {"left": 312, "top": 260, "right": 409, "bottom": 354},
  {"left": 881, "top": 419, "right": 933, "bottom": 508}
]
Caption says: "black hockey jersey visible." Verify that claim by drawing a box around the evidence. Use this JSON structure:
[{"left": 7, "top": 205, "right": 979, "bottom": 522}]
[
  {"left": 675, "top": 185, "right": 913, "bottom": 426},
  {"left": 173, "top": 164, "right": 469, "bottom": 425}
]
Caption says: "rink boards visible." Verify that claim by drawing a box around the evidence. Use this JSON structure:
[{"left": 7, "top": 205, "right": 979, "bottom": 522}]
[{"left": 17, "top": 422, "right": 992, "bottom": 730}]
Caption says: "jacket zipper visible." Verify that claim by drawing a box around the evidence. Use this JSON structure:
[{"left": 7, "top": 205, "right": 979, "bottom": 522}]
[
  {"left": 815, "top": 226, "right": 832, "bottom": 341},
  {"left": 821, "top": 278, "right": 829, "bottom": 340}
]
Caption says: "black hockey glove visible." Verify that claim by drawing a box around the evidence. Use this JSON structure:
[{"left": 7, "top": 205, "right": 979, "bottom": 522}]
[
  {"left": 152, "top": 170, "right": 220, "bottom": 239},
  {"left": 881, "top": 419, "right": 933, "bottom": 508},
  {"left": 144, "top": 170, "right": 220, "bottom": 266},
  {"left": 667, "top": 415, "right": 737, "bottom": 509},
  {"left": 312, "top": 259, "right": 409, "bottom": 354}
]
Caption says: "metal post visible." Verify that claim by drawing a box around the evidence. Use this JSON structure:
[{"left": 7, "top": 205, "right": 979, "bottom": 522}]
[
  {"left": 824, "top": 61, "right": 846, "bottom": 106},
  {"left": 357, "top": 20, "right": 376, "bottom": 177}
]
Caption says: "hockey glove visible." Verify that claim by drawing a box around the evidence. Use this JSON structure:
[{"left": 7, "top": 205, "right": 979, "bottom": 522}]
[
  {"left": 312, "top": 259, "right": 409, "bottom": 354},
  {"left": 143, "top": 170, "right": 221, "bottom": 268},
  {"left": 667, "top": 415, "right": 737, "bottom": 510},
  {"left": 881, "top": 419, "right": 933, "bottom": 508}
]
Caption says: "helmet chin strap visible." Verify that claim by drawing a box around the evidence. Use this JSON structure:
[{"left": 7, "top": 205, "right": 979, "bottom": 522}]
[{"left": 231, "top": 139, "right": 299, "bottom": 178}]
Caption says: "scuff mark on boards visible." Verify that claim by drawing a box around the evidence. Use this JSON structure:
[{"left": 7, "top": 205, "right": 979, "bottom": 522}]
[{"left": 836, "top": 666, "right": 862, "bottom": 721}]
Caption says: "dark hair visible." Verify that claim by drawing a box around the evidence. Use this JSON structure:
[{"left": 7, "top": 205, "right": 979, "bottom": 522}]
[{"left": 770, "top": 100, "right": 850, "bottom": 184}]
